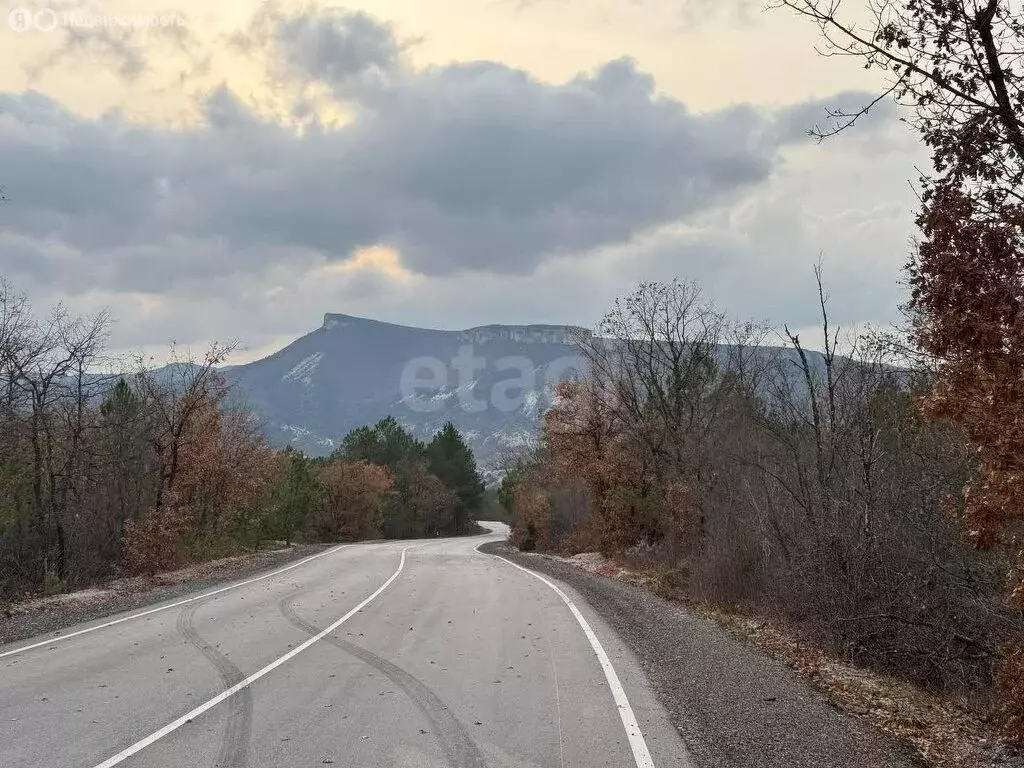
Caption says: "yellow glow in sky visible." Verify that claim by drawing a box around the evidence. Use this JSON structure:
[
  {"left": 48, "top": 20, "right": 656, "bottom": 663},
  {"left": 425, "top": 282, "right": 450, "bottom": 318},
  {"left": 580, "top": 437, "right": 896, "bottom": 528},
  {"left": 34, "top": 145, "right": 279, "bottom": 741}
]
[{"left": 0, "top": 0, "right": 878, "bottom": 125}]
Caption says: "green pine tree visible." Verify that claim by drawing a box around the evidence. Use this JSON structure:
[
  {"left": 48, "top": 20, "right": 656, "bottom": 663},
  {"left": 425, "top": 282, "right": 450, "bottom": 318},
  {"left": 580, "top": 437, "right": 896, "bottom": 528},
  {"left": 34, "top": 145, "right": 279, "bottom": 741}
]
[
  {"left": 266, "top": 448, "right": 321, "bottom": 544},
  {"left": 339, "top": 416, "right": 424, "bottom": 469},
  {"left": 426, "top": 422, "right": 485, "bottom": 535}
]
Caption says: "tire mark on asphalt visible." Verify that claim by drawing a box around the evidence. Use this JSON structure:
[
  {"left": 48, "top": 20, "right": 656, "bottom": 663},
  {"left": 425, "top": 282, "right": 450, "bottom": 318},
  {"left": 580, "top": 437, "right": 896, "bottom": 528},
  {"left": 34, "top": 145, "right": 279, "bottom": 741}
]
[
  {"left": 279, "top": 593, "right": 487, "bottom": 768},
  {"left": 176, "top": 603, "right": 252, "bottom": 768}
]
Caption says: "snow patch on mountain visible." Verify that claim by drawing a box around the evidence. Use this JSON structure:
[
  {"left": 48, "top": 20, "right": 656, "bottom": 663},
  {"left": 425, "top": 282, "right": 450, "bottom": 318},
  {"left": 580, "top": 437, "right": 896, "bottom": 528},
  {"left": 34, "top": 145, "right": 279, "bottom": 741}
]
[
  {"left": 279, "top": 423, "right": 336, "bottom": 449},
  {"left": 282, "top": 353, "right": 323, "bottom": 387}
]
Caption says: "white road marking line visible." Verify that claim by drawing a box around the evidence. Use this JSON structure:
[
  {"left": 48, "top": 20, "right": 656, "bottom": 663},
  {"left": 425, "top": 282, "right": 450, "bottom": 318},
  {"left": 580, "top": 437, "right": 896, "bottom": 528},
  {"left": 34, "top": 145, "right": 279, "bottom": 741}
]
[
  {"left": 89, "top": 547, "right": 410, "bottom": 768},
  {"left": 546, "top": 626, "right": 566, "bottom": 768},
  {"left": 0, "top": 544, "right": 348, "bottom": 660},
  {"left": 479, "top": 545, "right": 657, "bottom": 768}
]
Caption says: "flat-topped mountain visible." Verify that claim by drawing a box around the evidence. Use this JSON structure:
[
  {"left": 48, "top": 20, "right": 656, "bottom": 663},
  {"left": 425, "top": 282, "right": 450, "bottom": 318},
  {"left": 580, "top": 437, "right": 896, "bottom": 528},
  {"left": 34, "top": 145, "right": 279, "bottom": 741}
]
[
  {"left": 223, "top": 313, "right": 832, "bottom": 479},
  {"left": 224, "top": 314, "right": 589, "bottom": 478}
]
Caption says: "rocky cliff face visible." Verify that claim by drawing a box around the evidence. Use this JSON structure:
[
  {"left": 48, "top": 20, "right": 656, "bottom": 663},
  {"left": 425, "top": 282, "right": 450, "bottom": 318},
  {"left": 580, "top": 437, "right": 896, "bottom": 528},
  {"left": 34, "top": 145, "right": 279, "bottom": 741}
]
[{"left": 459, "top": 324, "right": 591, "bottom": 346}]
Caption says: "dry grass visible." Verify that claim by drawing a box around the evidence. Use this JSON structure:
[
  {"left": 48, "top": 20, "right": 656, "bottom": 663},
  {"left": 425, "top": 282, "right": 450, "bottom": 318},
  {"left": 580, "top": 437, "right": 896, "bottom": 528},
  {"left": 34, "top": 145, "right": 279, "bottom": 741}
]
[
  {"left": 8, "top": 588, "right": 115, "bottom": 616},
  {"left": 4, "top": 546, "right": 295, "bottom": 615},
  {"left": 708, "top": 611, "right": 1021, "bottom": 768}
]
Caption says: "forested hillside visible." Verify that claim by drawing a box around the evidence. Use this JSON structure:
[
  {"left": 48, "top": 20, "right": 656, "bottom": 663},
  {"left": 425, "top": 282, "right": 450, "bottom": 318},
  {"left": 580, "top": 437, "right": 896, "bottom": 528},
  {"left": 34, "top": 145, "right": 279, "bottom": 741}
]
[{"left": 0, "top": 281, "right": 484, "bottom": 599}]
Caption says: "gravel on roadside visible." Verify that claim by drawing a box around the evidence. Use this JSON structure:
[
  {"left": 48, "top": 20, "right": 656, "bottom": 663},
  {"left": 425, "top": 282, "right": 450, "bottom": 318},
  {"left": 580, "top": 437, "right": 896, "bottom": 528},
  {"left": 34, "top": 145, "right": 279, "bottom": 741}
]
[
  {"left": 480, "top": 540, "right": 921, "bottom": 768},
  {"left": 0, "top": 543, "right": 333, "bottom": 648}
]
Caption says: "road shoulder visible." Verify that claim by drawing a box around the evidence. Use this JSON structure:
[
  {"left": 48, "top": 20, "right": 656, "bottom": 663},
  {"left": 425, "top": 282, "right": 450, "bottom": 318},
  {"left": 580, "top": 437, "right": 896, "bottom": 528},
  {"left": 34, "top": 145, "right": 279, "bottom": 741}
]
[
  {"left": 480, "top": 541, "right": 918, "bottom": 768},
  {"left": 0, "top": 544, "right": 333, "bottom": 648}
]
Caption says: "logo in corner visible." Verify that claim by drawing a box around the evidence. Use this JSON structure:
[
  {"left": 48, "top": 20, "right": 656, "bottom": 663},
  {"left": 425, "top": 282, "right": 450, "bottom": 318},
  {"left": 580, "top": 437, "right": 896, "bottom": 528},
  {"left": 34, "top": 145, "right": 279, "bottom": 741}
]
[
  {"left": 7, "top": 6, "right": 33, "bottom": 32},
  {"left": 7, "top": 7, "right": 58, "bottom": 32}
]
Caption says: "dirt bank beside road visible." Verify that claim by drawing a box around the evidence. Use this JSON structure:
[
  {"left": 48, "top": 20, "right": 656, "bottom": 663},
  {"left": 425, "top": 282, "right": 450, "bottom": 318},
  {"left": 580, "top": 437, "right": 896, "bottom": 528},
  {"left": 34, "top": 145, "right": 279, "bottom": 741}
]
[{"left": 0, "top": 544, "right": 332, "bottom": 648}]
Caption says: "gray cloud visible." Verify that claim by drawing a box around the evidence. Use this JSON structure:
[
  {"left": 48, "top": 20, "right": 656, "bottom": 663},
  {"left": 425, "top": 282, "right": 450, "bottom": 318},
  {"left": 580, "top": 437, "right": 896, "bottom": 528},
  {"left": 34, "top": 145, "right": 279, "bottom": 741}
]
[
  {"left": 0, "top": 27, "right": 881, "bottom": 294},
  {"left": 0, "top": 4, "right": 918, "bottom": 359},
  {"left": 274, "top": 7, "right": 409, "bottom": 91},
  {"left": 510, "top": 0, "right": 760, "bottom": 29},
  {"left": 31, "top": 25, "right": 147, "bottom": 81},
  {"left": 230, "top": 4, "right": 412, "bottom": 104}
]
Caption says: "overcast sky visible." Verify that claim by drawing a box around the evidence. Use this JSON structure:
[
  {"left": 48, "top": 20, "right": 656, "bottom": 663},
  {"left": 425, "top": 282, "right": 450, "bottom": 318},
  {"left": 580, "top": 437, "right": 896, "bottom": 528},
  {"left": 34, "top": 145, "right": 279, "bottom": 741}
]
[{"left": 0, "top": 0, "right": 923, "bottom": 362}]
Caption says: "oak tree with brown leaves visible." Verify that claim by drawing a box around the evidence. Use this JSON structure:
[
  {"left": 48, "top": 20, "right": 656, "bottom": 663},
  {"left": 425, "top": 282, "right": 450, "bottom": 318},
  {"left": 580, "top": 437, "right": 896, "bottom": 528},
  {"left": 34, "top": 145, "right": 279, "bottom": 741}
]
[
  {"left": 315, "top": 460, "right": 395, "bottom": 541},
  {"left": 778, "top": 0, "right": 1024, "bottom": 554},
  {"left": 775, "top": 0, "right": 1024, "bottom": 736}
]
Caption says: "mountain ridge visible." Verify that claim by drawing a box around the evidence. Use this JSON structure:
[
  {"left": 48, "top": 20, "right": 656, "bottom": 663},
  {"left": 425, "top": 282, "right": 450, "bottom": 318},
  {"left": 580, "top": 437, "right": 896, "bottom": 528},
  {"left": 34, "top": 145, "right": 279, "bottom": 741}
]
[
  {"left": 320, "top": 313, "right": 592, "bottom": 345},
  {"left": 219, "top": 313, "right": 828, "bottom": 480},
  {"left": 222, "top": 314, "right": 592, "bottom": 479}
]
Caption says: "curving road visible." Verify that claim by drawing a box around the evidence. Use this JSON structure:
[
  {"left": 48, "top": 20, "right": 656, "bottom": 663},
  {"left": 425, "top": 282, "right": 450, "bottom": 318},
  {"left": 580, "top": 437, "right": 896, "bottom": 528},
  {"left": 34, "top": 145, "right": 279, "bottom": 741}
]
[{"left": 0, "top": 523, "right": 689, "bottom": 768}]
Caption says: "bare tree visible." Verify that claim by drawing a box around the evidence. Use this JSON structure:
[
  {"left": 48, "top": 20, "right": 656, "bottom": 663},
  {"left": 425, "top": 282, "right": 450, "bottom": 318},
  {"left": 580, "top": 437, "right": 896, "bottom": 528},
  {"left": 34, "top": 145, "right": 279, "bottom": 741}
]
[
  {"left": 573, "top": 279, "right": 771, "bottom": 546},
  {"left": 132, "top": 342, "right": 236, "bottom": 511},
  {"left": 773, "top": 0, "right": 1024, "bottom": 201},
  {"left": 3, "top": 303, "right": 111, "bottom": 581},
  {"left": 508, "top": 273, "right": 1010, "bottom": 704}
]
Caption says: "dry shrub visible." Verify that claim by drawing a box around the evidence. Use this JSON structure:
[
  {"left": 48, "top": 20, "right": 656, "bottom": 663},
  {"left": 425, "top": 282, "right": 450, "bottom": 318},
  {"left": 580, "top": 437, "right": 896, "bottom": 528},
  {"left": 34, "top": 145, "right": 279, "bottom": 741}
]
[
  {"left": 690, "top": 525, "right": 764, "bottom": 608},
  {"left": 506, "top": 277, "right": 1023, "bottom": 723},
  {"left": 562, "top": 523, "right": 601, "bottom": 555},
  {"left": 650, "top": 565, "right": 687, "bottom": 601},
  {"left": 314, "top": 460, "right": 394, "bottom": 541},
  {"left": 511, "top": 484, "right": 552, "bottom": 552},
  {"left": 997, "top": 646, "right": 1024, "bottom": 744},
  {"left": 121, "top": 505, "right": 189, "bottom": 576},
  {"left": 772, "top": 0, "right": 1024, "bottom": 741}
]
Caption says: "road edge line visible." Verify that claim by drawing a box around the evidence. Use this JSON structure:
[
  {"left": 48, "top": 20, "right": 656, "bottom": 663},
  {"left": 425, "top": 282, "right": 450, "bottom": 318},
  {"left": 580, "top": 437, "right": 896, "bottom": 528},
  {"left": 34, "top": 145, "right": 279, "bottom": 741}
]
[
  {"left": 0, "top": 544, "right": 349, "bottom": 660},
  {"left": 477, "top": 543, "right": 658, "bottom": 768},
  {"left": 88, "top": 546, "right": 411, "bottom": 768}
]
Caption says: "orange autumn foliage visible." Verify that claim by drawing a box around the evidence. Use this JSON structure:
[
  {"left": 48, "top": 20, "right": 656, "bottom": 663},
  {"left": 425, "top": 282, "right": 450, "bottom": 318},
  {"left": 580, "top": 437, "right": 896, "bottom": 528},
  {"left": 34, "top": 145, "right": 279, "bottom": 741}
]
[
  {"left": 122, "top": 356, "right": 277, "bottom": 574},
  {"left": 913, "top": 189, "right": 1024, "bottom": 586},
  {"left": 314, "top": 460, "right": 395, "bottom": 541},
  {"left": 536, "top": 379, "right": 688, "bottom": 554}
]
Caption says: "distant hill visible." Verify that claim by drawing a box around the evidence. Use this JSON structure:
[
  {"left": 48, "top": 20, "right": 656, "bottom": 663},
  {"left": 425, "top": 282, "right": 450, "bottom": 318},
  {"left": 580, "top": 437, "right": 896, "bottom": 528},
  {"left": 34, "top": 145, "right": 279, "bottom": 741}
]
[
  {"left": 220, "top": 313, "right": 834, "bottom": 481},
  {"left": 223, "top": 314, "right": 590, "bottom": 481}
]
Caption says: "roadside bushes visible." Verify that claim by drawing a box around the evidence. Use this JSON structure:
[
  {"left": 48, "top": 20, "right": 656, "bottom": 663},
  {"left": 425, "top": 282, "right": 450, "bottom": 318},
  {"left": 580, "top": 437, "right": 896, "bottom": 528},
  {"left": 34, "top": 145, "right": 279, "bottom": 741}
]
[
  {"left": 314, "top": 460, "right": 393, "bottom": 541},
  {"left": 504, "top": 278, "right": 1022, "bottom": 715},
  {"left": 337, "top": 416, "right": 484, "bottom": 538},
  {"left": 0, "top": 283, "right": 280, "bottom": 589},
  {"left": 0, "top": 279, "right": 487, "bottom": 597},
  {"left": 247, "top": 418, "right": 484, "bottom": 549}
]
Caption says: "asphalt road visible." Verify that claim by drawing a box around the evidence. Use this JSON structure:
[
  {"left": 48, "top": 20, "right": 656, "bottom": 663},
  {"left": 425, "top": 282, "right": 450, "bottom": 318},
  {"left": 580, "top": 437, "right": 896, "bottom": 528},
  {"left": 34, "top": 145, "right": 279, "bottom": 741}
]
[{"left": 0, "top": 523, "right": 690, "bottom": 768}]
